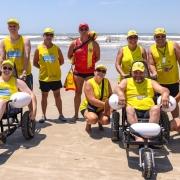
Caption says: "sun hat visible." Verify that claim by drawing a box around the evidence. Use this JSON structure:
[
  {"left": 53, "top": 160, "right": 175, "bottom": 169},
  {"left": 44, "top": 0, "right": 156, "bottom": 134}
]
[
  {"left": 95, "top": 64, "right": 107, "bottom": 71},
  {"left": 7, "top": 18, "right": 19, "bottom": 25},
  {"left": 2, "top": 60, "right": 14, "bottom": 67},
  {"left": 127, "top": 30, "right": 138, "bottom": 37},
  {"left": 44, "top": 28, "right": 54, "bottom": 34},
  {"left": 154, "top": 28, "right": 166, "bottom": 35},
  {"left": 79, "top": 23, "right": 89, "bottom": 29},
  {"left": 132, "top": 62, "right": 145, "bottom": 72}
]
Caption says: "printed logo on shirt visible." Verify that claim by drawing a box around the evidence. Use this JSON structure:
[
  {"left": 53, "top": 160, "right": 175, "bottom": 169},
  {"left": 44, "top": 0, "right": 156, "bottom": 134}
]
[
  {"left": 7, "top": 48, "right": 22, "bottom": 59},
  {"left": 42, "top": 53, "right": 56, "bottom": 63},
  {"left": 0, "top": 89, "right": 10, "bottom": 97}
]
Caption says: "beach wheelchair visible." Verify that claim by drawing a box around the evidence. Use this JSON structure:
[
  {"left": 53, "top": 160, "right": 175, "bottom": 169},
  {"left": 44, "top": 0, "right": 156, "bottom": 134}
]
[
  {"left": 0, "top": 65, "right": 36, "bottom": 144},
  {"left": 110, "top": 61, "right": 170, "bottom": 179}
]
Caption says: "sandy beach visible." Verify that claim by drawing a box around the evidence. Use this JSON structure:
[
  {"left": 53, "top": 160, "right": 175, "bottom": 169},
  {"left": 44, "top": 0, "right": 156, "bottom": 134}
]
[{"left": 0, "top": 64, "right": 180, "bottom": 180}]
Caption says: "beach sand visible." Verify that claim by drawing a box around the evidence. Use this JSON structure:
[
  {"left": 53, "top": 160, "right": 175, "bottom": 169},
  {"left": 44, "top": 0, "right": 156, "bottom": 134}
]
[{"left": 0, "top": 64, "right": 180, "bottom": 180}]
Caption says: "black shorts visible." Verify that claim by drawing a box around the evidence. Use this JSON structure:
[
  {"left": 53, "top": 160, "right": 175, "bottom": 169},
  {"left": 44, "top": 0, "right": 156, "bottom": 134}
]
[
  {"left": 73, "top": 72, "right": 94, "bottom": 79},
  {"left": 39, "top": 80, "right": 62, "bottom": 92},
  {"left": 25, "top": 73, "right": 33, "bottom": 90},
  {"left": 80, "top": 109, "right": 86, "bottom": 117},
  {"left": 160, "top": 83, "right": 179, "bottom": 97},
  {"left": 135, "top": 109, "right": 150, "bottom": 119}
]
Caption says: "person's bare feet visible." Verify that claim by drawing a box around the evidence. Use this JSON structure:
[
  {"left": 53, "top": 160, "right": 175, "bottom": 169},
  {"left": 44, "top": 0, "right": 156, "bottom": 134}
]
[
  {"left": 135, "top": 136, "right": 144, "bottom": 142},
  {"left": 98, "top": 122, "right": 104, "bottom": 131},
  {"left": 85, "top": 124, "right": 91, "bottom": 134}
]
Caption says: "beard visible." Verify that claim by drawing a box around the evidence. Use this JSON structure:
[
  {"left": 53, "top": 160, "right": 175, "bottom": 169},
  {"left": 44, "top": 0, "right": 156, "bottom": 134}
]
[{"left": 134, "top": 76, "right": 144, "bottom": 83}]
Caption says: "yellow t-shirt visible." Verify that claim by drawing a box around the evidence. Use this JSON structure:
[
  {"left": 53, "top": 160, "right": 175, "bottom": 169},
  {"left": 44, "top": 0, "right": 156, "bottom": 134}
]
[
  {"left": 4, "top": 35, "right": 31, "bottom": 76},
  {"left": 0, "top": 77, "right": 18, "bottom": 101},
  {"left": 125, "top": 78, "right": 154, "bottom": 110},
  {"left": 118, "top": 45, "right": 143, "bottom": 82},
  {"left": 151, "top": 41, "right": 179, "bottom": 84},
  {"left": 80, "top": 77, "right": 109, "bottom": 112},
  {"left": 38, "top": 44, "right": 61, "bottom": 82}
]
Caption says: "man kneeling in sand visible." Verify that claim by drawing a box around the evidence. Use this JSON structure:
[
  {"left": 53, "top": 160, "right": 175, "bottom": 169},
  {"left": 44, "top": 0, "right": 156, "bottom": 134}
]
[
  {"left": 80, "top": 64, "right": 112, "bottom": 134},
  {"left": 113, "top": 62, "right": 170, "bottom": 141}
]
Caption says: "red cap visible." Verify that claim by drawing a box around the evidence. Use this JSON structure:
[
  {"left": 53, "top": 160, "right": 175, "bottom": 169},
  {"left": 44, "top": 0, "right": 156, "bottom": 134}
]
[{"left": 79, "top": 23, "right": 89, "bottom": 29}]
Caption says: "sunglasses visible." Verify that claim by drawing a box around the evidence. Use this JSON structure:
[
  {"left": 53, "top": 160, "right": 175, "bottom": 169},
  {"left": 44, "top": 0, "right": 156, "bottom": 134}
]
[
  {"left": 79, "top": 28, "right": 89, "bottom": 32},
  {"left": 3, "top": 66, "right": 13, "bottom": 71},
  {"left": 9, "top": 25, "right": 17, "bottom": 28},
  {"left": 128, "top": 36, "right": 138, "bottom": 40},
  {"left": 96, "top": 69, "right": 106, "bottom": 73},
  {"left": 155, "top": 35, "right": 166, "bottom": 39},
  {"left": 44, "top": 33, "right": 54, "bottom": 37}
]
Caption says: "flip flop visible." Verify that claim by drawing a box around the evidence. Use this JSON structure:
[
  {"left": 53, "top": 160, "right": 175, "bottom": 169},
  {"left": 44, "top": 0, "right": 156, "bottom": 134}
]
[{"left": 70, "top": 116, "right": 78, "bottom": 122}]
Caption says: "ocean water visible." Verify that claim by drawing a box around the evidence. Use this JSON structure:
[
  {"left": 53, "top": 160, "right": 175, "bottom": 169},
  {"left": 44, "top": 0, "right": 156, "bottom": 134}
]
[
  {"left": 1, "top": 33, "right": 180, "bottom": 83},
  {"left": 1, "top": 33, "right": 180, "bottom": 62}
]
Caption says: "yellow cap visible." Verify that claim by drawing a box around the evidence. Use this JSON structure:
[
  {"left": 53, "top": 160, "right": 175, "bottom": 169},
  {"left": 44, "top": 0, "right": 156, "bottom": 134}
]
[
  {"left": 7, "top": 18, "right": 19, "bottom": 25},
  {"left": 2, "top": 60, "right": 14, "bottom": 67},
  {"left": 95, "top": 64, "right": 107, "bottom": 71},
  {"left": 127, "top": 30, "right": 138, "bottom": 37},
  {"left": 154, "top": 28, "right": 166, "bottom": 35},
  {"left": 44, "top": 28, "right": 54, "bottom": 34},
  {"left": 132, "top": 62, "right": 145, "bottom": 72}
]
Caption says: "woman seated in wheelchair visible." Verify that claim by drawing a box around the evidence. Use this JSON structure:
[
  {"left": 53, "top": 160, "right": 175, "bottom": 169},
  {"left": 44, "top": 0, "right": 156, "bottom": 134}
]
[
  {"left": 0, "top": 60, "right": 37, "bottom": 120},
  {"left": 113, "top": 61, "right": 170, "bottom": 141},
  {"left": 80, "top": 64, "right": 112, "bottom": 134}
]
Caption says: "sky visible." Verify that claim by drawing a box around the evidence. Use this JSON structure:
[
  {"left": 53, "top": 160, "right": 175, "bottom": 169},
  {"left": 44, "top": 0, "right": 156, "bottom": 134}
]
[{"left": 0, "top": 0, "right": 180, "bottom": 34}]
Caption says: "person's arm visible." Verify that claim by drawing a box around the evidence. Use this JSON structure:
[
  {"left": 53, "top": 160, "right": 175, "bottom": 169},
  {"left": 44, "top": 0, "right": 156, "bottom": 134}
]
[
  {"left": 104, "top": 80, "right": 113, "bottom": 115},
  {"left": 67, "top": 41, "right": 76, "bottom": 59},
  {"left": 147, "top": 47, "right": 158, "bottom": 77},
  {"left": 142, "top": 48, "right": 147, "bottom": 61},
  {"left": 84, "top": 81, "right": 105, "bottom": 108},
  {"left": 57, "top": 47, "right": 64, "bottom": 66},
  {"left": 17, "top": 79, "right": 37, "bottom": 120},
  {"left": 175, "top": 92, "right": 180, "bottom": 103},
  {"left": 22, "top": 37, "right": 31, "bottom": 78},
  {"left": 93, "top": 41, "right": 100, "bottom": 62},
  {"left": 113, "top": 79, "right": 127, "bottom": 106},
  {"left": 152, "top": 80, "right": 170, "bottom": 108},
  {"left": 115, "top": 48, "right": 128, "bottom": 77},
  {"left": 0, "top": 39, "right": 6, "bottom": 66},
  {"left": 33, "top": 48, "right": 40, "bottom": 69},
  {"left": 173, "top": 41, "right": 180, "bottom": 66}
]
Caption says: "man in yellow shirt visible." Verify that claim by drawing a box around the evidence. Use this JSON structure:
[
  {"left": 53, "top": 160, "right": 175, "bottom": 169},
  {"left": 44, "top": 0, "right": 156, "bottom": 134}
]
[
  {"left": 0, "top": 18, "right": 33, "bottom": 90},
  {"left": 148, "top": 28, "right": 180, "bottom": 118},
  {"left": 113, "top": 62, "right": 170, "bottom": 141},
  {"left": 33, "top": 28, "right": 67, "bottom": 123}
]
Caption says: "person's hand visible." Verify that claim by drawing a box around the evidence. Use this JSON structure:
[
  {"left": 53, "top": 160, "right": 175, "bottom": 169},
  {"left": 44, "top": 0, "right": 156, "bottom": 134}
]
[
  {"left": 118, "top": 94, "right": 126, "bottom": 106},
  {"left": 19, "top": 73, "right": 27, "bottom": 81},
  {"left": 151, "top": 73, "right": 158, "bottom": 80},
  {"left": 161, "top": 95, "right": 171, "bottom": 109},
  {"left": 122, "top": 74, "right": 130, "bottom": 79},
  {"left": 29, "top": 111, "right": 36, "bottom": 120},
  {"left": 103, "top": 99, "right": 111, "bottom": 116}
]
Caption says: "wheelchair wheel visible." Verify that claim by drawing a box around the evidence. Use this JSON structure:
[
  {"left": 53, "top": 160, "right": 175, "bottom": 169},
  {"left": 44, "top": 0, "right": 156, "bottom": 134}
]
[
  {"left": 160, "top": 111, "right": 170, "bottom": 142},
  {"left": 111, "top": 111, "right": 119, "bottom": 141},
  {"left": 22, "top": 111, "right": 36, "bottom": 140},
  {"left": 142, "top": 152, "right": 153, "bottom": 179}
]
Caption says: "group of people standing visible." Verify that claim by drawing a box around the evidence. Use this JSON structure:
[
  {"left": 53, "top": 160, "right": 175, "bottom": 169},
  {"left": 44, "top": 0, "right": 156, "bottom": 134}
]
[{"left": 0, "top": 18, "right": 180, "bottom": 135}]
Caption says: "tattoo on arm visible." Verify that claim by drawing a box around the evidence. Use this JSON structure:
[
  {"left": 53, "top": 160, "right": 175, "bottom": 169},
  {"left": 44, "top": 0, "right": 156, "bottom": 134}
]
[{"left": 87, "top": 88, "right": 92, "bottom": 93}]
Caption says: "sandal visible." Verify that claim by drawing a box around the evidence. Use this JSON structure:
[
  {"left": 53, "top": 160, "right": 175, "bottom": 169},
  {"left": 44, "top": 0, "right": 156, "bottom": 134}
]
[
  {"left": 39, "top": 116, "right": 46, "bottom": 123},
  {"left": 70, "top": 116, "right": 78, "bottom": 122}
]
